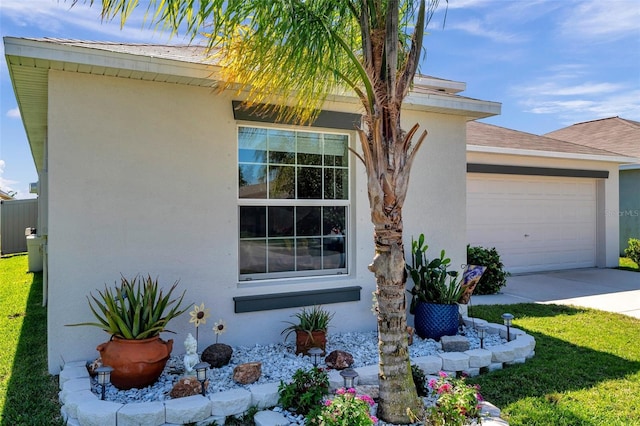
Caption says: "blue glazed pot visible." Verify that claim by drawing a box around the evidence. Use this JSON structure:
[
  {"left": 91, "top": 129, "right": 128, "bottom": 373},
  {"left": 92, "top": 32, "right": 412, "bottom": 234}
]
[{"left": 413, "top": 302, "right": 459, "bottom": 340}]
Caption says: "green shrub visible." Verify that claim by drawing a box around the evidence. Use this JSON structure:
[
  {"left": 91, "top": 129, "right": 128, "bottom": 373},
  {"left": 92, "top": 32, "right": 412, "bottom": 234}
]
[
  {"left": 624, "top": 238, "right": 640, "bottom": 266},
  {"left": 466, "top": 245, "right": 509, "bottom": 295},
  {"left": 278, "top": 367, "right": 329, "bottom": 415},
  {"left": 412, "top": 364, "right": 429, "bottom": 397}
]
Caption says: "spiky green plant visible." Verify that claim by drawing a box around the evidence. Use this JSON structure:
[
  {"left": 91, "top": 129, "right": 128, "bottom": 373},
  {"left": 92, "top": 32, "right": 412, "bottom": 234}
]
[
  {"left": 68, "top": 275, "right": 188, "bottom": 339},
  {"left": 281, "top": 305, "right": 334, "bottom": 341}
]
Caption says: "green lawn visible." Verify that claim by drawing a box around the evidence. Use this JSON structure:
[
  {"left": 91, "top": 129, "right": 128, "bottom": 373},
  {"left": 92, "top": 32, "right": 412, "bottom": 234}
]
[
  {"left": 468, "top": 304, "right": 640, "bottom": 426},
  {"left": 0, "top": 255, "right": 64, "bottom": 426}
]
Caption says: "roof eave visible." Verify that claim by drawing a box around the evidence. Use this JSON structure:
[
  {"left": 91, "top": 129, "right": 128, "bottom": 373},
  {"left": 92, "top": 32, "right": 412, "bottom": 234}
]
[{"left": 467, "top": 144, "right": 638, "bottom": 164}]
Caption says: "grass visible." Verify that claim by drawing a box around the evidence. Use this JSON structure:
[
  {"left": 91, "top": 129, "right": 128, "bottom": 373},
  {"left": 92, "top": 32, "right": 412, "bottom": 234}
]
[
  {"left": 0, "top": 255, "right": 64, "bottom": 426},
  {"left": 468, "top": 304, "right": 640, "bottom": 426},
  {"left": 620, "top": 256, "right": 639, "bottom": 271}
]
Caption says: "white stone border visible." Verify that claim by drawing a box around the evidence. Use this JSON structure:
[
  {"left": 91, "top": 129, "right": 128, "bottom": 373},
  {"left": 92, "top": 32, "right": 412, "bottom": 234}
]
[{"left": 59, "top": 316, "right": 533, "bottom": 425}]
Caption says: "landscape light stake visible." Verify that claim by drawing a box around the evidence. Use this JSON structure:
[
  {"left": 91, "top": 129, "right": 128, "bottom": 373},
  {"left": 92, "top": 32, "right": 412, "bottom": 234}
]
[
  {"left": 194, "top": 362, "right": 209, "bottom": 396},
  {"left": 95, "top": 366, "right": 113, "bottom": 400},
  {"left": 308, "top": 347, "right": 323, "bottom": 367},
  {"left": 340, "top": 368, "right": 359, "bottom": 388},
  {"left": 477, "top": 325, "right": 487, "bottom": 349},
  {"left": 502, "top": 313, "right": 514, "bottom": 341}
]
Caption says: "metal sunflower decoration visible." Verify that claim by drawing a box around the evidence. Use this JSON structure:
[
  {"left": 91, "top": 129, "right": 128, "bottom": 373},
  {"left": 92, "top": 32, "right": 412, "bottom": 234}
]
[
  {"left": 188, "top": 303, "right": 210, "bottom": 350},
  {"left": 213, "top": 319, "right": 227, "bottom": 343}
]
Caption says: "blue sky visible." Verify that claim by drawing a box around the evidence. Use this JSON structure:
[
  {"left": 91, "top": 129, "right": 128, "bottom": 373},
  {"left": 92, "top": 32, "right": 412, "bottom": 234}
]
[{"left": 1, "top": 0, "right": 639, "bottom": 199}]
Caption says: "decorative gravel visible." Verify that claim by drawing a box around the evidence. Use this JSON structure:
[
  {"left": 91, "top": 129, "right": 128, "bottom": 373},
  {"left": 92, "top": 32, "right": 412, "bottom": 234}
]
[{"left": 95, "top": 325, "right": 505, "bottom": 406}]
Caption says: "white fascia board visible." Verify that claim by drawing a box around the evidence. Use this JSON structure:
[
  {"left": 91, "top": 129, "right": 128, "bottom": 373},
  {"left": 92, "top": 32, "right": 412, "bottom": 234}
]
[
  {"left": 620, "top": 163, "right": 640, "bottom": 170},
  {"left": 404, "top": 92, "right": 501, "bottom": 119},
  {"left": 467, "top": 144, "right": 638, "bottom": 164},
  {"left": 4, "top": 37, "right": 221, "bottom": 82}
]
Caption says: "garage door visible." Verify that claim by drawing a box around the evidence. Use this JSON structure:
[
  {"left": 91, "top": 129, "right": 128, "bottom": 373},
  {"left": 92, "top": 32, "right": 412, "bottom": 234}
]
[{"left": 467, "top": 174, "right": 596, "bottom": 273}]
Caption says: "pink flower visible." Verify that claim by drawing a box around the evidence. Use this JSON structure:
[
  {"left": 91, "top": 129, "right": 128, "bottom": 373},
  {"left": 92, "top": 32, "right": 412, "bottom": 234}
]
[
  {"left": 438, "top": 371, "right": 448, "bottom": 378},
  {"left": 347, "top": 387, "right": 357, "bottom": 394},
  {"left": 358, "top": 394, "right": 375, "bottom": 406},
  {"left": 324, "top": 400, "right": 333, "bottom": 406},
  {"left": 437, "top": 383, "right": 452, "bottom": 394},
  {"left": 336, "top": 388, "right": 346, "bottom": 395},
  {"left": 370, "top": 415, "right": 379, "bottom": 423},
  {"left": 428, "top": 379, "right": 437, "bottom": 389}
]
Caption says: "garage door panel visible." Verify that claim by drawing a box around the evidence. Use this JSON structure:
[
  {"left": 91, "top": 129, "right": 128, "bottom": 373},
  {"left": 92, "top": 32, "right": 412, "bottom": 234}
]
[{"left": 467, "top": 174, "right": 596, "bottom": 273}]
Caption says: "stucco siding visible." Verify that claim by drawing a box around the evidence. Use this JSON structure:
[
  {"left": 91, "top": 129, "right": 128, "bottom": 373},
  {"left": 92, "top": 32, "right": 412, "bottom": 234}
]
[
  {"left": 45, "top": 70, "right": 468, "bottom": 373},
  {"left": 620, "top": 169, "right": 640, "bottom": 254}
]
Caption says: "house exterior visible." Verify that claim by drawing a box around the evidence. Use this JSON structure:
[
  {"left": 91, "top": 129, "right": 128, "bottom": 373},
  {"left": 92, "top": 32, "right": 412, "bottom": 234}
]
[
  {"left": 4, "top": 37, "right": 500, "bottom": 374},
  {"left": 466, "top": 121, "right": 634, "bottom": 274},
  {"left": 545, "top": 117, "right": 640, "bottom": 254}
]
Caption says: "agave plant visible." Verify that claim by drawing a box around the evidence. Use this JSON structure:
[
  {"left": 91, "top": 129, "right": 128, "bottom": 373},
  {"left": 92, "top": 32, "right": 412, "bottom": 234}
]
[
  {"left": 281, "top": 305, "right": 334, "bottom": 341},
  {"left": 68, "top": 275, "right": 188, "bottom": 339}
]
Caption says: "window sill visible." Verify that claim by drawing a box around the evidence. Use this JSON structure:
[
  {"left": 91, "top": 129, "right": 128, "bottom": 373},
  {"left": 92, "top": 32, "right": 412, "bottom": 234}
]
[{"left": 233, "top": 286, "right": 362, "bottom": 313}]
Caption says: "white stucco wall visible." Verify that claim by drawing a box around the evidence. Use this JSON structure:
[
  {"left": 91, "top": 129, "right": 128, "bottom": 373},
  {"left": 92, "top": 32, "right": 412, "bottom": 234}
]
[
  {"left": 45, "top": 70, "right": 469, "bottom": 373},
  {"left": 467, "top": 151, "right": 621, "bottom": 270}
]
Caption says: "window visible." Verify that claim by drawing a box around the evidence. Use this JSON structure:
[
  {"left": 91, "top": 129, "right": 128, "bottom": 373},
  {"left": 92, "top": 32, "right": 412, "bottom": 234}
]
[{"left": 238, "top": 126, "right": 349, "bottom": 280}]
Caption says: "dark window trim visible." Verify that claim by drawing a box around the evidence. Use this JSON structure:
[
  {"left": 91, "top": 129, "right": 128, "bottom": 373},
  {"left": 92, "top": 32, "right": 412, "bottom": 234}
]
[
  {"left": 233, "top": 286, "right": 361, "bottom": 313},
  {"left": 232, "top": 101, "right": 361, "bottom": 131},
  {"left": 467, "top": 163, "right": 609, "bottom": 179}
]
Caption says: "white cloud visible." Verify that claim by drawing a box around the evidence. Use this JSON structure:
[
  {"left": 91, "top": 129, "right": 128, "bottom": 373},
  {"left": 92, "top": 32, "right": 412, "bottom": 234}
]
[
  {"left": 558, "top": 0, "right": 640, "bottom": 42},
  {"left": 0, "top": 159, "right": 17, "bottom": 192},
  {"left": 6, "top": 107, "right": 21, "bottom": 119}
]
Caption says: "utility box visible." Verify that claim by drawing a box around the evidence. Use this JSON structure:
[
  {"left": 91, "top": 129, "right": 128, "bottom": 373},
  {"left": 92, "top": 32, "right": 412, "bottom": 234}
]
[{"left": 27, "top": 235, "right": 43, "bottom": 272}]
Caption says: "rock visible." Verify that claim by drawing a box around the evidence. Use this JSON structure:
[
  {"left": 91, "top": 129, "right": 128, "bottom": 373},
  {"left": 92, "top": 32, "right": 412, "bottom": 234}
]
[
  {"left": 202, "top": 343, "right": 233, "bottom": 368},
  {"left": 233, "top": 362, "right": 262, "bottom": 384},
  {"left": 170, "top": 376, "right": 205, "bottom": 398},
  {"left": 324, "top": 350, "right": 354, "bottom": 370},
  {"left": 440, "top": 335, "right": 470, "bottom": 352},
  {"left": 86, "top": 358, "right": 102, "bottom": 377}
]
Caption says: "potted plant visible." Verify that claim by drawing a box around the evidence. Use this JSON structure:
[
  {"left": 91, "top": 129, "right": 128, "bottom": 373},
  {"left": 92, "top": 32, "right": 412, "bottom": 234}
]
[
  {"left": 406, "top": 234, "right": 463, "bottom": 340},
  {"left": 281, "top": 305, "right": 333, "bottom": 355},
  {"left": 68, "top": 274, "right": 188, "bottom": 389}
]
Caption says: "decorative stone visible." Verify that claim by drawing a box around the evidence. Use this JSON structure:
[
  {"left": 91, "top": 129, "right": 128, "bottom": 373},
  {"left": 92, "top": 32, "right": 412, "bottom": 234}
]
[
  {"left": 210, "top": 388, "right": 252, "bottom": 417},
  {"left": 464, "top": 349, "right": 492, "bottom": 368},
  {"left": 164, "top": 395, "right": 211, "bottom": 424},
  {"left": 170, "top": 376, "right": 205, "bottom": 398},
  {"left": 324, "top": 350, "right": 354, "bottom": 370},
  {"left": 438, "top": 352, "right": 470, "bottom": 372},
  {"left": 248, "top": 382, "right": 280, "bottom": 409},
  {"left": 202, "top": 343, "right": 233, "bottom": 368},
  {"left": 59, "top": 378, "right": 91, "bottom": 404},
  {"left": 254, "top": 410, "right": 290, "bottom": 426},
  {"left": 59, "top": 365, "right": 90, "bottom": 388},
  {"left": 63, "top": 389, "right": 98, "bottom": 419},
  {"left": 488, "top": 362, "right": 503, "bottom": 372},
  {"left": 353, "top": 365, "right": 377, "bottom": 385},
  {"left": 412, "top": 355, "right": 443, "bottom": 375},
  {"left": 233, "top": 362, "right": 262, "bottom": 384},
  {"left": 76, "top": 399, "right": 122, "bottom": 426},
  {"left": 441, "top": 335, "right": 470, "bottom": 352},
  {"left": 117, "top": 401, "right": 165, "bottom": 426},
  {"left": 462, "top": 367, "right": 480, "bottom": 377},
  {"left": 87, "top": 358, "right": 102, "bottom": 377},
  {"left": 491, "top": 344, "right": 516, "bottom": 363}
]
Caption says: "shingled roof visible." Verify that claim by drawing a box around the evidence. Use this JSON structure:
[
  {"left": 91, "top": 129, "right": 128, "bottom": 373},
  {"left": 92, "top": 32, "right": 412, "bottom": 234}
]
[
  {"left": 545, "top": 117, "right": 640, "bottom": 159},
  {"left": 466, "top": 121, "right": 627, "bottom": 158}
]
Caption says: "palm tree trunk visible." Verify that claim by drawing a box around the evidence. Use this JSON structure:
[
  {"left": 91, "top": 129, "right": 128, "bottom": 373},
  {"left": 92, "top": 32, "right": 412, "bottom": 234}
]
[{"left": 370, "top": 225, "right": 424, "bottom": 423}]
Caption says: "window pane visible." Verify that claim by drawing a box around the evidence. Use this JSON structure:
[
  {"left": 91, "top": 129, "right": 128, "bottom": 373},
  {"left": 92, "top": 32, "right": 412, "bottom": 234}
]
[
  {"left": 240, "top": 206, "right": 266, "bottom": 238},
  {"left": 323, "top": 234, "right": 345, "bottom": 269},
  {"left": 324, "top": 134, "right": 348, "bottom": 166},
  {"left": 323, "top": 206, "right": 346, "bottom": 234},
  {"left": 297, "top": 238, "right": 322, "bottom": 270},
  {"left": 297, "top": 132, "right": 322, "bottom": 165},
  {"left": 239, "top": 239, "right": 266, "bottom": 274},
  {"left": 239, "top": 127, "right": 267, "bottom": 163},
  {"left": 296, "top": 206, "right": 321, "bottom": 236},
  {"left": 268, "top": 129, "right": 295, "bottom": 164},
  {"left": 268, "top": 206, "right": 294, "bottom": 237},
  {"left": 268, "top": 239, "right": 295, "bottom": 272},
  {"left": 324, "top": 168, "right": 348, "bottom": 200},
  {"left": 297, "top": 167, "right": 322, "bottom": 199},
  {"left": 239, "top": 165, "right": 267, "bottom": 198},
  {"left": 268, "top": 165, "right": 295, "bottom": 199}
]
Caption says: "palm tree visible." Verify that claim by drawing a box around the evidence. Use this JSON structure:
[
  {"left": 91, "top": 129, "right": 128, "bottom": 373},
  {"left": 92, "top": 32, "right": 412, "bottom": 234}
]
[{"left": 84, "top": 0, "right": 444, "bottom": 422}]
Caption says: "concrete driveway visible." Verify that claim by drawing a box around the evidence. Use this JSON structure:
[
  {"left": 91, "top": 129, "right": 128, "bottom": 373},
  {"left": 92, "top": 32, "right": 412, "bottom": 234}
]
[{"left": 471, "top": 268, "right": 640, "bottom": 319}]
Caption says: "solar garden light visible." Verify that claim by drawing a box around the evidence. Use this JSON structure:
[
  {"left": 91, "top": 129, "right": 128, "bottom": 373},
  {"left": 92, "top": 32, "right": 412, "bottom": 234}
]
[
  {"left": 502, "top": 313, "right": 514, "bottom": 342},
  {"left": 308, "top": 347, "right": 323, "bottom": 367},
  {"left": 194, "top": 362, "right": 209, "bottom": 396},
  {"left": 477, "top": 325, "right": 488, "bottom": 349},
  {"left": 95, "top": 366, "right": 113, "bottom": 400},
  {"left": 340, "top": 368, "right": 359, "bottom": 389}
]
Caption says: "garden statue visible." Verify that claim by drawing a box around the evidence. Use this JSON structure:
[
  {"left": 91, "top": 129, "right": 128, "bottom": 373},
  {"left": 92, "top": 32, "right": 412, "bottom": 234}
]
[{"left": 183, "top": 333, "right": 199, "bottom": 375}]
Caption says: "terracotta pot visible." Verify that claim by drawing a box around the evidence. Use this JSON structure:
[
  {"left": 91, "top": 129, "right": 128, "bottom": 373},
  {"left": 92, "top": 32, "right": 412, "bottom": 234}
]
[
  {"left": 295, "top": 330, "right": 326, "bottom": 356},
  {"left": 97, "top": 336, "right": 173, "bottom": 389}
]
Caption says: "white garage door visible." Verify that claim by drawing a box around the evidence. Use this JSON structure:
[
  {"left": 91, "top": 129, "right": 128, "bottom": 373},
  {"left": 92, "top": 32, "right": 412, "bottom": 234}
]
[{"left": 467, "top": 174, "right": 596, "bottom": 273}]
